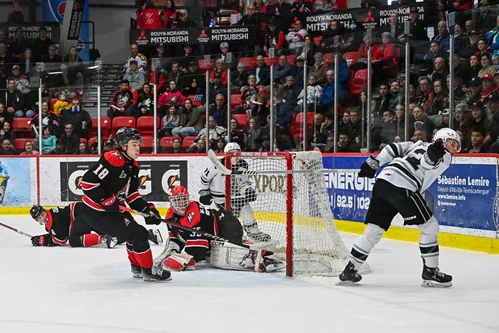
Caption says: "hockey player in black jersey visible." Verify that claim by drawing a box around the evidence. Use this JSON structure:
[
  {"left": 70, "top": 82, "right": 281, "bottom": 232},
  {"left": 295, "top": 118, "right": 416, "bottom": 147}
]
[
  {"left": 30, "top": 203, "right": 163, "bottom": 248},
  {"left": 339, "top": 128, "right": 461, "bottom": 288},
  {"left": 155, "top": 186, "right": 284, "bottom": 272},
  {"left": 80, "top": 127, "right": 171, "bottom": 282},
  {"left": 29, "top": 202, "right": 118, "bottom": 248},
  {"left": 199, "top": 142, "right": 271, "bottom": 242}
]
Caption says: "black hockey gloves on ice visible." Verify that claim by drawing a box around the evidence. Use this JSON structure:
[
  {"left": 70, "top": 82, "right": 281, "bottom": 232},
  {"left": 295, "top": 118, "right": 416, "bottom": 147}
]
[
  {"left": 358, "top": 156, "right": 379, "bottom": 179},
  {"left": 426, "top": 139, "right": 446, "bottom": 164},
  {"left": 143, "top": 205, "right": 162, "bottom": 225}
]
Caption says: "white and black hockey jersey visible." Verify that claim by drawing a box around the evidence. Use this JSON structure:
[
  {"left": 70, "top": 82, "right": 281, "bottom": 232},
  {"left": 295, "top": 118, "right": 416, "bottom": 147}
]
[
  {"left": 376, "top": 141, "right": 452, "bottom": 193},
  {"left": 199, "top": 158, "right": 253, "bottom": 205}
]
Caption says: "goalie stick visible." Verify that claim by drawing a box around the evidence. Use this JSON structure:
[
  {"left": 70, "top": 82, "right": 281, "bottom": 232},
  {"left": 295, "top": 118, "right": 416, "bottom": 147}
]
[
  {"left": 207, "top": 149, "right": 359, "bottom": 175},
  {"left": 0, "top": 222, "right": 33, "bottom": 237}
]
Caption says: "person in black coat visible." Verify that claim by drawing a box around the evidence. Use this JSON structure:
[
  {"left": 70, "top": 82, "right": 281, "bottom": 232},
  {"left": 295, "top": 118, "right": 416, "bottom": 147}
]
[{"left": 60, "top": 97, "right": 92, "bottom": 140}]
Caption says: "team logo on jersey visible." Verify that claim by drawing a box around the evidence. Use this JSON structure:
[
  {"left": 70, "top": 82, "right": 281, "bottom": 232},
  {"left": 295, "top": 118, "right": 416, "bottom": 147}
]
[{"left": 119, "top": 171, "right": 127, "bottom": 178}]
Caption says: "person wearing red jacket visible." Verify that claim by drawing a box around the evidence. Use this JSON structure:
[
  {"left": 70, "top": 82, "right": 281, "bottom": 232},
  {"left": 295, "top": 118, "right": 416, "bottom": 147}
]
[
  {"left": 264, "top": 20, "right": 286, "bottom": 55},
  {"left": 161, "top": 0, "right": 177, "bottom": 28},
  {"left": 137, "top": 1, "right": 162, "bottom": 30}
]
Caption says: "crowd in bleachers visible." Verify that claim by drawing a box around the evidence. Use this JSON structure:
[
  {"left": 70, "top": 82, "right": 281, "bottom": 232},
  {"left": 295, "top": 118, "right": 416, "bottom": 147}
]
[{"left": 4, "top": 0, "right": 499, "bottom": 154}]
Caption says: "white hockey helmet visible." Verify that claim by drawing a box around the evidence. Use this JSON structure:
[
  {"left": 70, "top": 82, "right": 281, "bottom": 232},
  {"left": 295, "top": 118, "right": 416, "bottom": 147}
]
[
  {"left": 432, "top": 128, "right": 461, "bottom": 152},
  {"left": 224, "top": 142, "right": 241, "bottom": 154}
]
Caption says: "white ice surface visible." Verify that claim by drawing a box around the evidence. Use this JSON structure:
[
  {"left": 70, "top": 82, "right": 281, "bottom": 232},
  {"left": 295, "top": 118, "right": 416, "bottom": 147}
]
[{"left": 0, "top": 215, "right": 498, "bottom": 333}]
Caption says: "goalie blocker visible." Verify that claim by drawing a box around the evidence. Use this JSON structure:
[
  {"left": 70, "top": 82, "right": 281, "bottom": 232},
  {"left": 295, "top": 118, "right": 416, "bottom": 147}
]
[{"left": 154, "top": 186, "right": 285, "bottom": 273}]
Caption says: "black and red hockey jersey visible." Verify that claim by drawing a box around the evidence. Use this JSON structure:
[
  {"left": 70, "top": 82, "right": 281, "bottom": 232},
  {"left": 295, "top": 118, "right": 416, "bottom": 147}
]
[
  {"left": 42, "top": 202, "right": 80, "bottom": 245},
  {"left": 81, "top": 150, "right": 149, "bottom": 213}
]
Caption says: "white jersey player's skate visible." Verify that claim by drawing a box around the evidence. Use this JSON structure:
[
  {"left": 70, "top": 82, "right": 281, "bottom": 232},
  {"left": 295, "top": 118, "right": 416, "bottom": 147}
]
[{"left": 200, "top": 142, "right": 272, "bottom": 243}]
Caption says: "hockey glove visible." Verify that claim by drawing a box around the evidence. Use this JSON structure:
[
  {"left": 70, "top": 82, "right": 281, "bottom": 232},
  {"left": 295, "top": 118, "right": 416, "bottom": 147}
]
[
  {"left": 101, "top": 194, "right": 119, "bottom": 212},
  {"left": 198, "top": 190, "right": 212, "bottom": 206},
  {"left": 358, "top": 156, "right": 379, "bottom": 178},
  {"left": 143, "top": 204, "right": 162, "bottom": 225},
  {"left": 426, "top": 139, "right": 446, "bottom": 164},
  {"left": 31, "top": 234, "right": 55, "bottom": 247}
]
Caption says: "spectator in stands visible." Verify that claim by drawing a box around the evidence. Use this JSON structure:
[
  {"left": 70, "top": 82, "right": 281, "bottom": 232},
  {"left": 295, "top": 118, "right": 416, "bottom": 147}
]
[
  {"left": 171, "top": 98, "right": 203, "bottom": 138},
  {"left": 466, "top": 129, "right": 488, "bottom": 153},
  {"left": 235, "top": 75, "right": 264, "bottom": 114},
  {"left": 320, "top": 70, "right": 343, "bottom": 114},
  {"left": 231, "top": 62, "right": 249, "bottom": 93},
  {"left": 187, "top": 138, "right": 206, "bottom": 153},
  {"left": 381, "top": 12, "right": 403, "bottom": 40},
  {"left": 294, "top": 55, "right": 305, "bottom": 89},
  {"left": 410, "top": 105, "right": 434, "bottom": 140},
  {"left": 408, "top": 7, "right": 428, "bottom": 43},
  {"left": 464, "top": 76, "right": 483, "bottom": 107},
  {"left": 123, "top": 60, "right": 146, "bottom": 92},
  {"left": 273, "top": 55, "right": 294, "bottom": 85},
  {"left": 228, "top": 118, "right": 245, "bottom": 149},
  {"left": 286, "top": 20, "right": 307, "bottom": 56},
  {"left": 124, "top": 44, "right": 147, "bottom": 73},
  {"left": 137, "top": 1, "right": 162, "bottom": 30},
  {"left": 9, "top": 65, "right": 30, "bottom": 95},
  {"left": 20, "top": 141, "right": 38, "bottom": 155},
  {"left": 192, "top": 115, "right": 226, "bottom": 150},
  {"left": 295, "top": 73, "right": 322, "bottom": 114},
  {"left": 77, "top": 142, "right": 90, "bottom": 154},
  {"left": 210, "top": 59, "right": 228, "bottom": 86},
  {"left": 238, "top": 4, "right": 264, "bottom": 56},
  {"left": 264, "top": 20, "right": 286, "bottom": 55},
  {"left": 19, "top": 48, "right": 34, "bottom": 78},
  {"left": 267, "top": 0, "right": 293, "bottom": 34},
  {"left": 208, "top": 73, "right": 227, "bottom": 104},
  {"left": 346, "top": 108, "right": 365, "bottom": 144},
  {"left": 42, "top": 44, "right": 62, "bottom": 64},
  {"left": 243, "top": 117, "right": 262, "bottom": 151},
  {"left": 64, "top": 46, "right": 84, "bottom": 91},
  {"left": 478, "top": 53, "right": 496, "bottom": 77},
  {"left": 175, "top": 10, "right": 197, "bottom": 29},
  {"left": 213, "top": 42, "right": 237, "bottom": 71},
  {"left": 8, "top": 27, "right": 30, "bottom": 61},
  {"left": 314, "top": 0, "right": 333, "bottom": 11},
  {"left": 476, "top": 38, "right": 492, "bottom": 58},
  {"left": 0, "top": 138, "right": 17, "bottom": 155},
  {"left": 164, "top": 137, "right": 184, "bottom": 154},
  {"left": 430, "top": 79, "right": 448, "bottom": 116},
  {"left": 32, "top": 27, "right": 54, "bottom": 62},
  {"left": 3, "top": 79, "right": 32, "bottom": 118},
  {"left": 470, "top": 101, "right": 488, "bottom": 134},
  {"left": 480, "top": 73, "right": 498, "bottom": 101},
  {"left": 147, "top": 61, "right": 166, "bottom": 93},
  {"left": 161, "top": 0, "right": 177, "bottom": 28},
  {"left": 277, "top": 76, "right": 300, "bottom": 109},
  {"left": 373, "top": 83, "right": 392, "bottom": 119},
  {"left": 31, "top": 100, "right": 61, "bottom": 138},
  {"left": 394, "top": 104, "right": 406, "bottom": 138},
  {"left": 7, "top": 1, "right": 24, "bottom": 23},
  {"left": 180, "top": 61, "right": 204, "bottom": 96},
  {"left": 303, "top": 35, "right": 319, "bottom": 66},
  {"left": 309, "top": 52, "right": 328, "bottom": 85},
  {"left": 209, "top": 94, "right": 228, "bottom": 126},
  {"left": 60, "top": 97, "right": 92, "bottom": 140},
  {"left": 447, "top": 75, "right": 464, "bottom": 101},
  {"left": 249, "top": 94, "right": 269, "bottom": 127},
  {"left": 159, "top": 105, "right": 181, "bottom": 137},
  {"left": 53, "top": 64, "right": 77, "bottom": 90},
  {"left": 0, "top": 121, "right": 14, "bottom": 143},
  {"left": 165, "top": 62, "right": 184, "bottom": 86},
  {"left": 135, "top": 83, "right": 154, "bottom": 118},
  {"left": 453, "top": 103, "right": 472, "bottom": 149},
  {"left": 34, "top": 126, "right": 56, "bottom": 154},
  {"left": 373, "top": 32, "right": 398, "bottom": 77},
  {"left": 0, "top": 42, "right": 15, "bottom": 90},
  {"left": 158, "top": 80, "right": 186, "bottom": 118},
  {"left": 0, "top": 103, "right": 12, "bottom": 130},
  {"left": 60, "top": 123, "right": 80, "bottom": 154},
  {"left": 388, "top": 80, "right": 403, "bottom": 111},
  {"left": 417, "top": 77, "right": 433, "bottom": 114},
  {"left": 152, "top": 43, "right": 169, "bottom": 69},
  {"left": 53, "top": 91, "right": 72, "bottom": 116},
  {"left": 317, "top": 113, "right": 334, "bottom": 145},
  {"left": 107, "top": 79, "right": 137, "bottom": 119},
  {"left": 274, "top": 92, "right": 293, "bottom": 135},
  {"left": 52, "top": 139, "right": 66, "bottom": 154},
  {"left": 414, "top": 41, "right": 444, "bottom": 70},
  {"left": 180, "top": 45, "right": 198, "bottom": 69},
  {"left": 429, "top": 57, "right": 448, "bottom": 85},
  {"left": 411, "top": 128, "right": 425, "bottom": 142},
  {"left": 184, "top": 0, "right": 204, "bottom": 28},
  {"left": 251, "top": 55, "right": 270, "bottom": 87},
  {"left": 321, "top": 20, "right": 347, "bottom": 51}
]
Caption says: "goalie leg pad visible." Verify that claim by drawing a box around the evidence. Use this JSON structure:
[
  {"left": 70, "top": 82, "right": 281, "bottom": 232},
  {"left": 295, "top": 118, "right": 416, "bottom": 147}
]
[
  {"left": 210, "top": 241, "right": 284, "bottom": 272},
  {"left": 154, "top": 239, "right": 182, "bottom": 265},
  {"left": 163, "top": 252, "right": 194, "bottom": 271}
]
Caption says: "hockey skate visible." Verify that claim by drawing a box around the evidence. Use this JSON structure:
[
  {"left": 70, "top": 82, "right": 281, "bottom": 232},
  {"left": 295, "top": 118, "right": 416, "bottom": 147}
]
[
  {"left": 101, "top": 235, "right": 118, "bottom": 249},
  {"left": 142, "top": 264, "right": 172, "bottom": 282},
  {"left": 147, "top": 229, "right": 163, "bottom": 245},
  {"left": 337, "top": 261, "right": 362, "bottom": 285},
  {"left": 131, "top": 264, "right": 142, "bottom": 278},
  {"left": 244, "top": 221, "right": 271, "bottom": 243},
  {"left": 421, "top": 265, "right": 452, "bottom": 288},
  {"left": 262, "top": 256, "right": 285, "bottom": 272}
]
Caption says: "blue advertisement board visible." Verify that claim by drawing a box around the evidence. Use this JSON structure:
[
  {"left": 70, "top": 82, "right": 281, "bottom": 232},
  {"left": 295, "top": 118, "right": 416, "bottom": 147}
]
[
  {"left": 41, "top": 0, "right": 90, "bottom": 61},
  {"left": 0, "top": 158, "right": 32, "bottom": 206},
  {"left": 323, "top": 155, "right": 498, "bottom": 232}
]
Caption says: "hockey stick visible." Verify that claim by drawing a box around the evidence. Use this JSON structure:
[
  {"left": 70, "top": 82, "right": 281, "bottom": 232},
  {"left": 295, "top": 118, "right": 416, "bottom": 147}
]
[
  {"left": 0, "top": 222, "right": 33, "bottom": 238},
  {"left": 207, "top": 149, "right": 359, "bottom": 175}
]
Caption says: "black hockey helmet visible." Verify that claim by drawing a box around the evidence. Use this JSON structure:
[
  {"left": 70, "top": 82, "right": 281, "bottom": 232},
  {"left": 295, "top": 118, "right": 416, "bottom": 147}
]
[
  {"left": 115, "top": 127, "right": 143, "bottom": 149},
  {"left": 30, "top": 205, "right": 46, "bottom": 223}
]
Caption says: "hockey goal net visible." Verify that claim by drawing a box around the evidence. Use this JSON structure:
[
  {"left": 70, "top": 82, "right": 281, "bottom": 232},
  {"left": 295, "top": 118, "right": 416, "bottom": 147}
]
[{"left": 225, "top": 151, "right": 367, "bottom": 277}]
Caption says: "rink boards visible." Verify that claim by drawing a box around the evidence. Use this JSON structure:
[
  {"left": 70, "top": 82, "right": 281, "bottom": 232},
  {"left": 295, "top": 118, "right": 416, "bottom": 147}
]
[{"left": 0, "top": 154, "right": 497, "bottom": 253}]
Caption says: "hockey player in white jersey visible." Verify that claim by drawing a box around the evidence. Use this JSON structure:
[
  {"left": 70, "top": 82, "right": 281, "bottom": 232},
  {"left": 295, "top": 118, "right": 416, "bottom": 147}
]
[
  {"left": 339, "top": 128, "right": 461, "bottom": 287},
  {"left": 199, "top": 142, "right": 271, "bottom": 242}
]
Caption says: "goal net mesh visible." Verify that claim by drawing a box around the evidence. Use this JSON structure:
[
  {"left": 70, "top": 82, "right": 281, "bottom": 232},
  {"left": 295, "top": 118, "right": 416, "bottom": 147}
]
[{"left": 228, "top": 151, "right": 368, "bottom": 276}]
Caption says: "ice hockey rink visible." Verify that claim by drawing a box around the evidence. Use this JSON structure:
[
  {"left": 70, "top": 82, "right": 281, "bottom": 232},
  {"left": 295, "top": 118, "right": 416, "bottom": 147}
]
[{"left": 0, "top": 215, "right": 497, "bottom": 333}]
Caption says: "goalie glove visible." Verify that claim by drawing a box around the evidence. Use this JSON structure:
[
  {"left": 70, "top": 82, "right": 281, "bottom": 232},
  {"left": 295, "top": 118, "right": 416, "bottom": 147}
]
[
  {"left": 358, "top": 156, "right": 379, "bottom": 179},
  {"left": 198, "top": 190, "right": 212, "bottom": 206}
]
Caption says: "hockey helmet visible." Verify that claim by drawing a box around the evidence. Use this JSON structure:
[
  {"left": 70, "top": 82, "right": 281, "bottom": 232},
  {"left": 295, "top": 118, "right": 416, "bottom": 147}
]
[
  {"left": 432, "top": 128, "right": 461, "bottom": 152},
  {"left": 115, "top": 128, "right": 143, "bottom": 148},
  {"left": 30, "top": 205, "right": 46, "bottom": 224},
  {"left": 224, "top": 142, "right": 241, "bottom": 154},
  {"left": 170, "top": 186, "right": 190, "bottom": 216}
]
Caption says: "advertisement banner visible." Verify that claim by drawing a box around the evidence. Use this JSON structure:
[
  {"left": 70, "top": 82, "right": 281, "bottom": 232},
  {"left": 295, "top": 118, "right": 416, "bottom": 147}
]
[
  {"left": 41, "top": 0, "right": 90, "bottom": 61},
  {"left": 0, "top": 158, "right": 35, "bottom": 206},
  {"left": 129, "top": 26, "right": 255, "bottom": 46},
  {"left": 323, "top": 155, "right": 499, "bottom": 233},
  {"left": 58, "top": 159, "right": 188, "bottom": 202},
  {"left": 302, "top": 4, "right": 429, "bottom": 33},
  {"left": 0, "top": 22, "right": 60, "bottom": 43}
]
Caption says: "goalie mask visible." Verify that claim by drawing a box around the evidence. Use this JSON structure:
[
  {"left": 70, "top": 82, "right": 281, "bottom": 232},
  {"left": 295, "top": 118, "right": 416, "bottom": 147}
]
[
  {"left": 224, "top": 142, "right": 241, "bottom": 165},
  {"left": 30, "top": 205, "right": 47, "bottom": 225},
  {"left": 170, "top": 186, "right": 190, "bottom": 216}
]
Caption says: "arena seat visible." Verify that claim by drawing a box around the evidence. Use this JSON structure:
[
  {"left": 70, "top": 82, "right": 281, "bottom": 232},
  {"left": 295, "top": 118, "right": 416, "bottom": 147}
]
[
  {"left": 182, "top": 136, "right": 197, "bottom": 150},
  {"left": 112, "top": 117, "right": 136, "bottom": 136},
  {"left": 137, "top": 116, "right": 161, "bottom": 136}
]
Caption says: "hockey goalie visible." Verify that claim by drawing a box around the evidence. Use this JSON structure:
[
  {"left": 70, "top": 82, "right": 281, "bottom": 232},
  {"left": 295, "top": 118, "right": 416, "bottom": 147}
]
[
  {"left": 199, "top": 142, "right": 271, "bottom": 243},
  {"left": 154, "top": 186, "right": 285, "bottom": 272}
]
